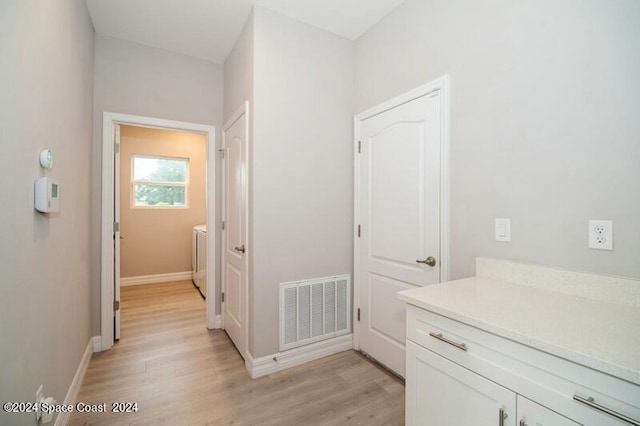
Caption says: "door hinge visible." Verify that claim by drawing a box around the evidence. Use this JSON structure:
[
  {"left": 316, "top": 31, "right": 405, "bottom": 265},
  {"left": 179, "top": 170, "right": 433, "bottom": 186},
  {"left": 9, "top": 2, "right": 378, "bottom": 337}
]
[
  {"left": 113, "top": 300, "right": 120, "bottom": 312},
  {"left": 221, "top": 221, "right": 226, "bottom": 231},
  {"left": 113, "top": 222, "right": 120, "bottom": 233},
  {"left": 357, "top": 225, "right": 361, "bottom": 238},
  {"left": 114, "top": 143, "right": 120, "bottom": 154},
  {"left": 358, "top": 141, "right": 361, "bottom": 153},
  {"left": 221, "top": 292, "right": 225, "bottom": 303},
  {"left": 357, "top": 308, "right": 360, "bottom": 322},
  {"left": 218, "top": 148, "right": 225, "bottom": 159}
]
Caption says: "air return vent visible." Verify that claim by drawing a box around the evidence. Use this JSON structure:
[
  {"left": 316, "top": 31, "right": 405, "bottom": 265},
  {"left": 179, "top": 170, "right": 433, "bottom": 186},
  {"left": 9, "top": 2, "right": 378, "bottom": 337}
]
[{"left": 280, "top": 274, "right": 351, "bottom": 351}]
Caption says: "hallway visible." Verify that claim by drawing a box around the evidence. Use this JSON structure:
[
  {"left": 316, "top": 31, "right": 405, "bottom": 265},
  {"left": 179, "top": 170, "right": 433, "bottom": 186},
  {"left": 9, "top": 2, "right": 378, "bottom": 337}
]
[{"left": 70, "top": 281, "right": 404, "bottom": 425}]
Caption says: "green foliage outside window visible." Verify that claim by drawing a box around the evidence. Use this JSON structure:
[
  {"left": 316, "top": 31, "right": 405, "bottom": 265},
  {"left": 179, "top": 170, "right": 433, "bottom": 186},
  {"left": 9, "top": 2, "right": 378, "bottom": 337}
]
[{"left": 133, "top": 156, "right": 189, "bottom": 207}]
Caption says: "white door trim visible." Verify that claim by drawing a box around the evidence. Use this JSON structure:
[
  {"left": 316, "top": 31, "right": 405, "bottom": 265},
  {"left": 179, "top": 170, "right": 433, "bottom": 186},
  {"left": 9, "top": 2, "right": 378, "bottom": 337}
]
[
  {"left": 221, "top": 101, "right": 250, "bottom": 360},
  {"left": 100, "top": 112, "right": 217, "bottom": 351},
  {"left": 353, "top": 75, "right": 450, "bottom": 351}
]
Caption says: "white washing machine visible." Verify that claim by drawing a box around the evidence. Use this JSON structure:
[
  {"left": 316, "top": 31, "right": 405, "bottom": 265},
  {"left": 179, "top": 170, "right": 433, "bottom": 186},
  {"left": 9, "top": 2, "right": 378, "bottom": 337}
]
[
  {"left": 191, "top": 227, "right": 199, "bottom": 284},
  {"left": 192, "top": 225, "right": 207, "bottom": 298}
]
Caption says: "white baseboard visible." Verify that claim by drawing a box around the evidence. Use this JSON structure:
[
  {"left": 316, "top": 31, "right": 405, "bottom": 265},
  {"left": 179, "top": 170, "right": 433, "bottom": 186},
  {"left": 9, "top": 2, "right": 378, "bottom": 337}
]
[
  {"left": 120, "top": 271, "right": 193, "bottom": 286},
  {"left": 207, "top": 314, "right": 222, "bottom": 330},
  {"left": 91, "top": 335, "right": 102, "bottom": 353},
  {"left": 245, "top": 334, "right": 353, "bottom": 379},
  {"left": 55, "top": 336, "right": 98, "bottom": 426}
]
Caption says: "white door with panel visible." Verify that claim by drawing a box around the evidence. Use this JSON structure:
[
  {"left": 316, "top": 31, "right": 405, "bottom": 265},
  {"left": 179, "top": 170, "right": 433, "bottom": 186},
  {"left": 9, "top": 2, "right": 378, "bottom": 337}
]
[
  {"left": 356, "top": 88, "right": 444, "bottom": 377},
  {"left": 222, "top": 106, "right": 248, "bottom": 359}
]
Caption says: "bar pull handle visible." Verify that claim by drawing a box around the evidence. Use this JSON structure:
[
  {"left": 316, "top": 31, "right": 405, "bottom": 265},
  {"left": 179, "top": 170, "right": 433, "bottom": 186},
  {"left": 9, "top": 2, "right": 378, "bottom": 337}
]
[
  {"left": 573, "top": 395, "right": 640, "bottom": 426},
  {"left": 499, "top": 408, "right": 508, "bottom": 426},
  {"left": 429, "top": 332, "right": 468, "bottom": 352}
]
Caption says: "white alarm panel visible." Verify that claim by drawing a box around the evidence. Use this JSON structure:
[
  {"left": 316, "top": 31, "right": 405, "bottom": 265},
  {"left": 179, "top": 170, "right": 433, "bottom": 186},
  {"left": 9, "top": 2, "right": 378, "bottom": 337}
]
[{"left": 35, "top": 177, "right": 60, "bottom": 213}]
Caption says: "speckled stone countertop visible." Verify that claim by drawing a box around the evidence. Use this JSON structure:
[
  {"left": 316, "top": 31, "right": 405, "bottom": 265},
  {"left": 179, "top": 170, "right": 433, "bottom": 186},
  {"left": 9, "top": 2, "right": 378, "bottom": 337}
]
[{"left": 397, "top": 258, "right": 640, "bottom": 385}]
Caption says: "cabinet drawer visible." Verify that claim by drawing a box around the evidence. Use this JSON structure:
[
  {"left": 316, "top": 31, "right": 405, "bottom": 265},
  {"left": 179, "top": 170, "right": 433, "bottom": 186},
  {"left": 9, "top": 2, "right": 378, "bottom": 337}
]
[
  {"left": 407, "top": 305, "right": 640, "bottom": 426},
  {"left": 518, "top": 395, "right": 580, "bottom": 426}
]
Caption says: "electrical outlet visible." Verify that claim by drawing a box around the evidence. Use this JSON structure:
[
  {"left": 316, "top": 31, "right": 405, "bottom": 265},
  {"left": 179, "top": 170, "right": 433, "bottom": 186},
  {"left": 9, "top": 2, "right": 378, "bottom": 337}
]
[
  {"left": 40, "top": 397, "right": 56, "bottom": 423},
  {"left": 35, "top": 385, "right": 43, "bottom": 421},
  {"left": 588, "top": 220, "right": 613, "bottom": 250}
]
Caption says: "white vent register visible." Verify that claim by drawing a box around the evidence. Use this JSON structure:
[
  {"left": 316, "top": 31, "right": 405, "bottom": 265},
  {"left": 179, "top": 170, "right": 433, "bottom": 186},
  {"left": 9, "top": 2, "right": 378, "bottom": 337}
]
[{"left": 280, "top": 274, "right": 351, "bottom": 351}]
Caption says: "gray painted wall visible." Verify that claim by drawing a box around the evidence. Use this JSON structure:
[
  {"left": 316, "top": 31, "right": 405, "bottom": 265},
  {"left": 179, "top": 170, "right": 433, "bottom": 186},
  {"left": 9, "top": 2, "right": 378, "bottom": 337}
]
[
  {"left": 355, "top": 0, "right": 640, "bottom": 280},
  {"left": 224, "top": 14, "right": 254, "bottom": 124},
  {"left": 0, "top": 1, "right": 94, "bottom": 424},
  {"left": 251, "top": 8, "right": 354, "bottom": 357},
  {"left": 91, "top": 35, "right": 224, "bottom": 334}
]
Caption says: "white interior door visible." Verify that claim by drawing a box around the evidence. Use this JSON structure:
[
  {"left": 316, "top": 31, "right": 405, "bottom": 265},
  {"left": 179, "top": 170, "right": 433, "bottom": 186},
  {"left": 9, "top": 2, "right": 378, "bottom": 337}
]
[
  {"left": 222, "top": 105, "right": 248, "bottom": 358},
  {"left": 113, "top": 123, "right": 121, "bottom": 340},
  {"left": 356, "top": 86, "right": 445, "bottom": 377}
]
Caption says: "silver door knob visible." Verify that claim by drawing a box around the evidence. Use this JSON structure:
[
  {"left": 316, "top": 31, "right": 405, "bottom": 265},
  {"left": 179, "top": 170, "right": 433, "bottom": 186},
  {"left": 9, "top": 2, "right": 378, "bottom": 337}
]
[
  {"left": 234, "top": 245, "right": 246, "bottom": 254},
  {"left": 416, "top": 256, "right": 437, "bottom": 267}
]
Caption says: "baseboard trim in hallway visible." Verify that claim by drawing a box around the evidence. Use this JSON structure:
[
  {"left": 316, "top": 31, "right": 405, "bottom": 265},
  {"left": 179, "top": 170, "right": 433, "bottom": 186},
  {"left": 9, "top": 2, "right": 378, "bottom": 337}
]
[
  {"left": 212, "top": 314, "right": 222, "bottom": 329},
  {"left": 245, "top": 334, "right": 354, "bottom": 379},
  {"left": 91, "top": 335, "right": 101, "bottom": 353},
  {"left": 55, "top": 336, "right": 98, "bottom": 426},
  {"left": 120, "top": 271, "right": 193, "bottom": 286}
]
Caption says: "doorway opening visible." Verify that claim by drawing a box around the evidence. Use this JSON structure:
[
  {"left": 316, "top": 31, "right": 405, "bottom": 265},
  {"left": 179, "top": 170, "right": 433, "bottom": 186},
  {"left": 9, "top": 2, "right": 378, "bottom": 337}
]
[
  {"left": 119, "top": 126, "right": 207, "bottom": 336},
  {"left": 100, "top": 112, "right": 217, "bottom": 351}
]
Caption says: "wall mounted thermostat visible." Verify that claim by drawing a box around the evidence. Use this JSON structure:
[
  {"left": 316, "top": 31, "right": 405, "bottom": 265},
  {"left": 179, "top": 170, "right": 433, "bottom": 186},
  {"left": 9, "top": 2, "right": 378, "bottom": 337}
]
[{"left": 34, "top": 177, "right": 60, "bottom": 213}]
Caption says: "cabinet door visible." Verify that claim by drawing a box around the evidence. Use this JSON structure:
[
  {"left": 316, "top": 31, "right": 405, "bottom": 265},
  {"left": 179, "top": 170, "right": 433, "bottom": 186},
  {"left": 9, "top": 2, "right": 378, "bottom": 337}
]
[
  {"left": 406, "top": 341, "right": 516, "bottom": 426},
  {"left": 517, "top": 396, "right": 581, "bottom": 426}
]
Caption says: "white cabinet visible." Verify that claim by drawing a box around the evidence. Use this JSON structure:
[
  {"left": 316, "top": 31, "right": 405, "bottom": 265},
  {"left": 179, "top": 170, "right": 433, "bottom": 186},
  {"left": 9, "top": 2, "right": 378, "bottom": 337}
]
[
  {"left": 406, "top": 340, "right": 581, "bottom": 426},
  {"left": 405, "top": 305, "right": 640, "bottom": 426},
  {"left": 407, "top": 340, "right": 516, "bottom": 425}
]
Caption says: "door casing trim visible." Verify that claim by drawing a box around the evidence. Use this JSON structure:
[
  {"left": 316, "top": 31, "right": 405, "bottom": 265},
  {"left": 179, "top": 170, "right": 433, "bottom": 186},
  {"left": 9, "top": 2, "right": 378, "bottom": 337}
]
[
  {"left": 352, "top": 75, "right": 450, "bottom": 351},
  {"left": 101, "top": 112, "right": 217, "bottom": 351}
]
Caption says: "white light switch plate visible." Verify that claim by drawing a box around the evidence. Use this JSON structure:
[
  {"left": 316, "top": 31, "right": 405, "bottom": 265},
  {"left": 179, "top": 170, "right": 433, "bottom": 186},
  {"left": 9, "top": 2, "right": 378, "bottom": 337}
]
[
  {"left": 495, "top": 218, "right": 511, "bottom": 242},
  {"left": 589, "top": 220, "right": 613, "bottom": 250}
]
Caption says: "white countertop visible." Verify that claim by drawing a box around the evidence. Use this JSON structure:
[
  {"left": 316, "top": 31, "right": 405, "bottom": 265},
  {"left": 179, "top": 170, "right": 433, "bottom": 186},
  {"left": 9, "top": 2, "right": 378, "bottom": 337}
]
[{"left": 397, "top": 275, "right": 640, "bottom": 385}]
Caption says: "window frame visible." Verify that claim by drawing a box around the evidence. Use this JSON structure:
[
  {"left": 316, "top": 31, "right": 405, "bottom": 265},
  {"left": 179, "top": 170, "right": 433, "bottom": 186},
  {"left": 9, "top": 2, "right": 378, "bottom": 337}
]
[{"left": 130, "top": 154, "right": 190, "bottom": 209}]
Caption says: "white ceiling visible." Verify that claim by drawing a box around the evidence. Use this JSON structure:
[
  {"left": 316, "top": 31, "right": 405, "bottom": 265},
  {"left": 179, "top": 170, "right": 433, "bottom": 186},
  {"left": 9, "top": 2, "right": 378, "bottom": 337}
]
[{"left": 85, "top": 0, "right": 406, "bottom": 64}]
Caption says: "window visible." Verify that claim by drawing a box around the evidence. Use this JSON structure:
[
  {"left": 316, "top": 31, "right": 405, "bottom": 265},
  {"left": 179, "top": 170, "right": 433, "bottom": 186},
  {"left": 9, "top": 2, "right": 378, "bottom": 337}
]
[{"left": 132, "top": 155, "right": 189, "bottom": 208}]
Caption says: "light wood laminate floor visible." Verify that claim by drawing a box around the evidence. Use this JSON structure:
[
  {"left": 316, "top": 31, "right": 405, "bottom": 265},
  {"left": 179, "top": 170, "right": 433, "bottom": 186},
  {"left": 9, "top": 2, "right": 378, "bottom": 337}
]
[{"left": 70, "top": 281, "right": 405, "bottom": 425}]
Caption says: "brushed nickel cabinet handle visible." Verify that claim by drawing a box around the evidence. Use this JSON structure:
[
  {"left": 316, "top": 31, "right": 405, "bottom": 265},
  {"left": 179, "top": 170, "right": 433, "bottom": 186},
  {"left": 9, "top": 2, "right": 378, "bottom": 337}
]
[
  {"left": 499, "top": 408, "right": 508, "bottom": 426},
  {"left": 573, "top": 395, "right": 640, "bottom": 426},
  {"left": 416, "top": 256, "right": 437, "bottom": 267},
  {"left": 429, "top": 332, "right": 468, "bottom": 352}
]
